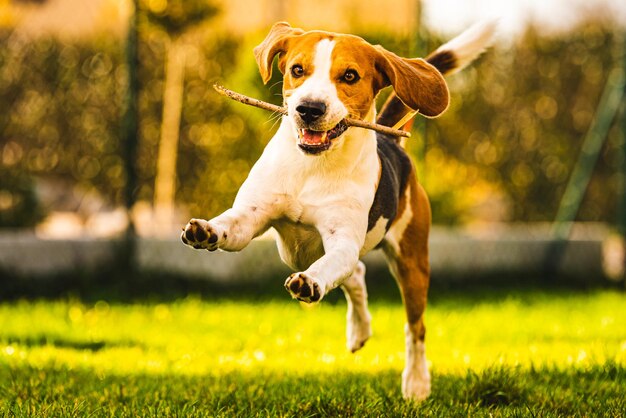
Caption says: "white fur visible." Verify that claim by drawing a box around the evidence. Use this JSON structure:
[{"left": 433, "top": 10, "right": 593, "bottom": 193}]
[
  {"left": 434, "top": 20, "right": 498, "bottom": 74},
  {"left": 341, "top": 261, "right": 372, "bottom": 352},
  {"left": 402, "top": 325, "right": 431, "bottom": 400},
  {"left": 362, "top": 216, "right": 388, "bottom": 255}
]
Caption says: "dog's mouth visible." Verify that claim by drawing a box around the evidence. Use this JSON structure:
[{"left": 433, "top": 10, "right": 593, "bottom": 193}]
[{"left": 297, "top": 121, "right": 348, "bottom": 155}]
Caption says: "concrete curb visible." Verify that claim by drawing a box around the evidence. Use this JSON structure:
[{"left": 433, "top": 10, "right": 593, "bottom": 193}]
[{"left": 0, "top": 224, "right": 616, "bottom": 282}]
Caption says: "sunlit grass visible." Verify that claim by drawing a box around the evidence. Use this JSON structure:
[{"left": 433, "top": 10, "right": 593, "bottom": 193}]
[
  {"left": 0, "top": 287, "right": 625, "bottom": 416},
  {"left": 1, "top": 290, "right": 624, "bottom": 375}
]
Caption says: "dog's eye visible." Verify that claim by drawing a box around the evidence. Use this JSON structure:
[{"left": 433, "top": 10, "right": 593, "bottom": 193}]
[
  {"left": 291, "top": 65, "right": 304, "bottom": 78},
  {"left": 342, "top": 69, "right": 360, "bottom": 84}
]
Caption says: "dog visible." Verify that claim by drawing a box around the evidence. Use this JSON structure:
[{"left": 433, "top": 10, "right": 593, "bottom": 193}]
[{"left": 181, "top": 21, "right": 495, "bottom": 400}]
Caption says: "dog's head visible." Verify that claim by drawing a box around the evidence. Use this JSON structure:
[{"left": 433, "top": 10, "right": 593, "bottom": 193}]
[{"left": 254, "top": 22, "right": 449, "bottom": 155}]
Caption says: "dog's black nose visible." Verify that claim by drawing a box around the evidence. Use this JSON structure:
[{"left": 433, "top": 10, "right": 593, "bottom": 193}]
[{"left": 296, "top": 101, "right": 326, "bottom": 124}]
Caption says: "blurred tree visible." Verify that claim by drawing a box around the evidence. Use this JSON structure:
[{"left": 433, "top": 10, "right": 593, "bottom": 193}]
[
  {"left": 135, "top": 28, "right": 267, "bottom": 224},
  {"left": 138, "top": 0, "right": 219, "bottom": 234},
  {"left": 121, "top": 0, "right": 139, "bottom": 268}
]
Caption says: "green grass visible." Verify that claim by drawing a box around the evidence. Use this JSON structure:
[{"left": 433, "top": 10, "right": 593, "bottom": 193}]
[{"left": 1, "top": 287, "right": 625, "bottom": 416}]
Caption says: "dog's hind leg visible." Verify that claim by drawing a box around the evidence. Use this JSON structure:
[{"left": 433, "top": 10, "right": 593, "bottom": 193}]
[
  {"left": 341, "top": 260, "right": 372, "bottom": 353},
  {"left": 382, "top": 176, "right": 431, "bottom": 401}
]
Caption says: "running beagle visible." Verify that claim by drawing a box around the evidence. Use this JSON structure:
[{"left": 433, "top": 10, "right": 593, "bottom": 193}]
[{"left": 182, "top": 21, "right": 495, "bottom": 400}]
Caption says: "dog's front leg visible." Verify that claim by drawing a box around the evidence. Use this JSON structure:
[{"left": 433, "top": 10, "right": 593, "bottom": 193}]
[
  {"left": 284, "top": 221, "right": 362, "bottom": 303},
  {"left": 181, "top": 205, "right": 270, "bottom": 252}
]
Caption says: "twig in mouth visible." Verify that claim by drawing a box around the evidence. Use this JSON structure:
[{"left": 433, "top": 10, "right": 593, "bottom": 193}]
[{"left": 213, "top": 84, "right": 412, "bottom": 138}]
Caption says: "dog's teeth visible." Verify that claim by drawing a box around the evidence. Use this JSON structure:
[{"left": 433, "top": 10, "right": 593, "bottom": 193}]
[{"left": 321, "top": 132, "right": 328, "bottom": 142}]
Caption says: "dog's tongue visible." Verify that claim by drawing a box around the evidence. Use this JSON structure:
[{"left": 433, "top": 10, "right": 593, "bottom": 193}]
[{"left": 301, "top": 129, "right": 327, "bottom": 145}]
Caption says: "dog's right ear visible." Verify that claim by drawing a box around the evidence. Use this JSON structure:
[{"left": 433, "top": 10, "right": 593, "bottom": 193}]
[{"left": 254, "top": 22, "right": 304, "bottom": 84}]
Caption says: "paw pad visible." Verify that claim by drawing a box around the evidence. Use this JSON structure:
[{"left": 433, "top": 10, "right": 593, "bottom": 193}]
[
  {"left": 180, "top": 219, "right": 220, "bottom": 251},
  {"left": 284, "top": 273, "right": 321, "bottom": 303}
]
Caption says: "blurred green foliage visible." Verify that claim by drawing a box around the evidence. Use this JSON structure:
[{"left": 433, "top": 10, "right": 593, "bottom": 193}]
[
  {"left": 0, "top": 17, "right": 623, "bottom": 227},
  {"left": 0, "top": 166, "right": 43, "bottom": 227},
  {"left": 426, "top": 23, "right": 624, "bottom": 223},
  {"left": 0, "top": 34, "right": 126, "bottom": 226},
  {"left": 0, "top": 23, "right": 268, "bottom": 225}
]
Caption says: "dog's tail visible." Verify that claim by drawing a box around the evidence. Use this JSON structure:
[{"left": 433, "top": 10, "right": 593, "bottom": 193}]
[{"left": 377, "top": 20, "right": 498, "bottom": 133}]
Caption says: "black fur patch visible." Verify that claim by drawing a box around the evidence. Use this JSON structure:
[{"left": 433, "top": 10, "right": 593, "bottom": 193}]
[
  {"left": 367, "top": 136, "right": 412, "bottom": 233},
  {"left": 426, "top": 50, "right": 457, "bottom": 75}
]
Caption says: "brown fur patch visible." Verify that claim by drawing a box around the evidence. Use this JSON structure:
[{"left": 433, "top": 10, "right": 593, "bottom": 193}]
[
  {"left": 385, "top": 166, "right": 431, "bottom": 342},
  {"left": 254, "top": 23, "right": 450, "bottom": 119},
  {"left": 279, "top": 32, "right": 329, "bottom": 95},
  {"left": 331, "top": 37, "right": 386, "bottom": 120},
  {"left": 278, "top": 33, "right": 383, "bottom": 120}
]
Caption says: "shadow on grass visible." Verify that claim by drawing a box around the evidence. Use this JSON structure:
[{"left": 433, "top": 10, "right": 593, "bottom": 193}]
[
  {"left": 1, "top": 265, "right": 623, "bottom": 307},
  {"left": 1, "top": 363, "right": 624, "bottom": 417},
  {"left": 2, "top": 335, "right": 142, "bottom": 352}
]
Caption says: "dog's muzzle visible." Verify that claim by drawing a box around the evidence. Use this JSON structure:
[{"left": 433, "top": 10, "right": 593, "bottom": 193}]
[
  {"left": 293, "top": 100, "right": 348, "bottom": 155},
  {"left": 297, "top": 122, "right": 349, "bottom": 155}
]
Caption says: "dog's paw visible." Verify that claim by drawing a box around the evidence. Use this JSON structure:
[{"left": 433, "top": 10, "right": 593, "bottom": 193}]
[
  {"left": 180, "top": 218, "right": 223, "bottom": 251},
  {"left": 402, "top": 338, "right": 431, "bottom": 401},
  {"left": 347, "top": 311, "right": 372, "bottom": 353},
  {"left": 284, "top": 272, "right": 324, "bottom": 303},
  {"left": 402, "top": 369, "right": 431, "bottom": 401}
]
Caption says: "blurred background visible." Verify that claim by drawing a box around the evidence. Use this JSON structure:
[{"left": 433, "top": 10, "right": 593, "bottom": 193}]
[{"left": 1, "top": 0, "right": 626, "bottom": 291}]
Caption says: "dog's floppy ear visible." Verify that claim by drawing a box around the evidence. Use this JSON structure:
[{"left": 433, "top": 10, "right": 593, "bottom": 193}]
[
  {"left": 374, "top": 46, "right": 450, "bottom": 118},
  {"left": 254, "top": 22, "right": 304, "bottom": 84}
]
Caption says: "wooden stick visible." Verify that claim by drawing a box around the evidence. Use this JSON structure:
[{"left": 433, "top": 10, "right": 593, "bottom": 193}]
[
  {"left": 213, "top": 84, "right": 411, "bottom": 138},
  {"left": 392, "top": 110, "right": 419, "bottom": 131}
]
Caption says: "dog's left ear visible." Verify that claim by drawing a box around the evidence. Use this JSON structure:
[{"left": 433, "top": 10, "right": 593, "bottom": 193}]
[
  {"left": 254, "top": 22, "right": 304, "bottom": 84},
  {"left": 374, "top": 46, "right": 450, "bottom": 118}
]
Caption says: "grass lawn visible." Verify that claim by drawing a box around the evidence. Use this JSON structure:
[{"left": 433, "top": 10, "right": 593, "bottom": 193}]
[{"left": 0, "top": 285, "right": 625, "bottom": 416}]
